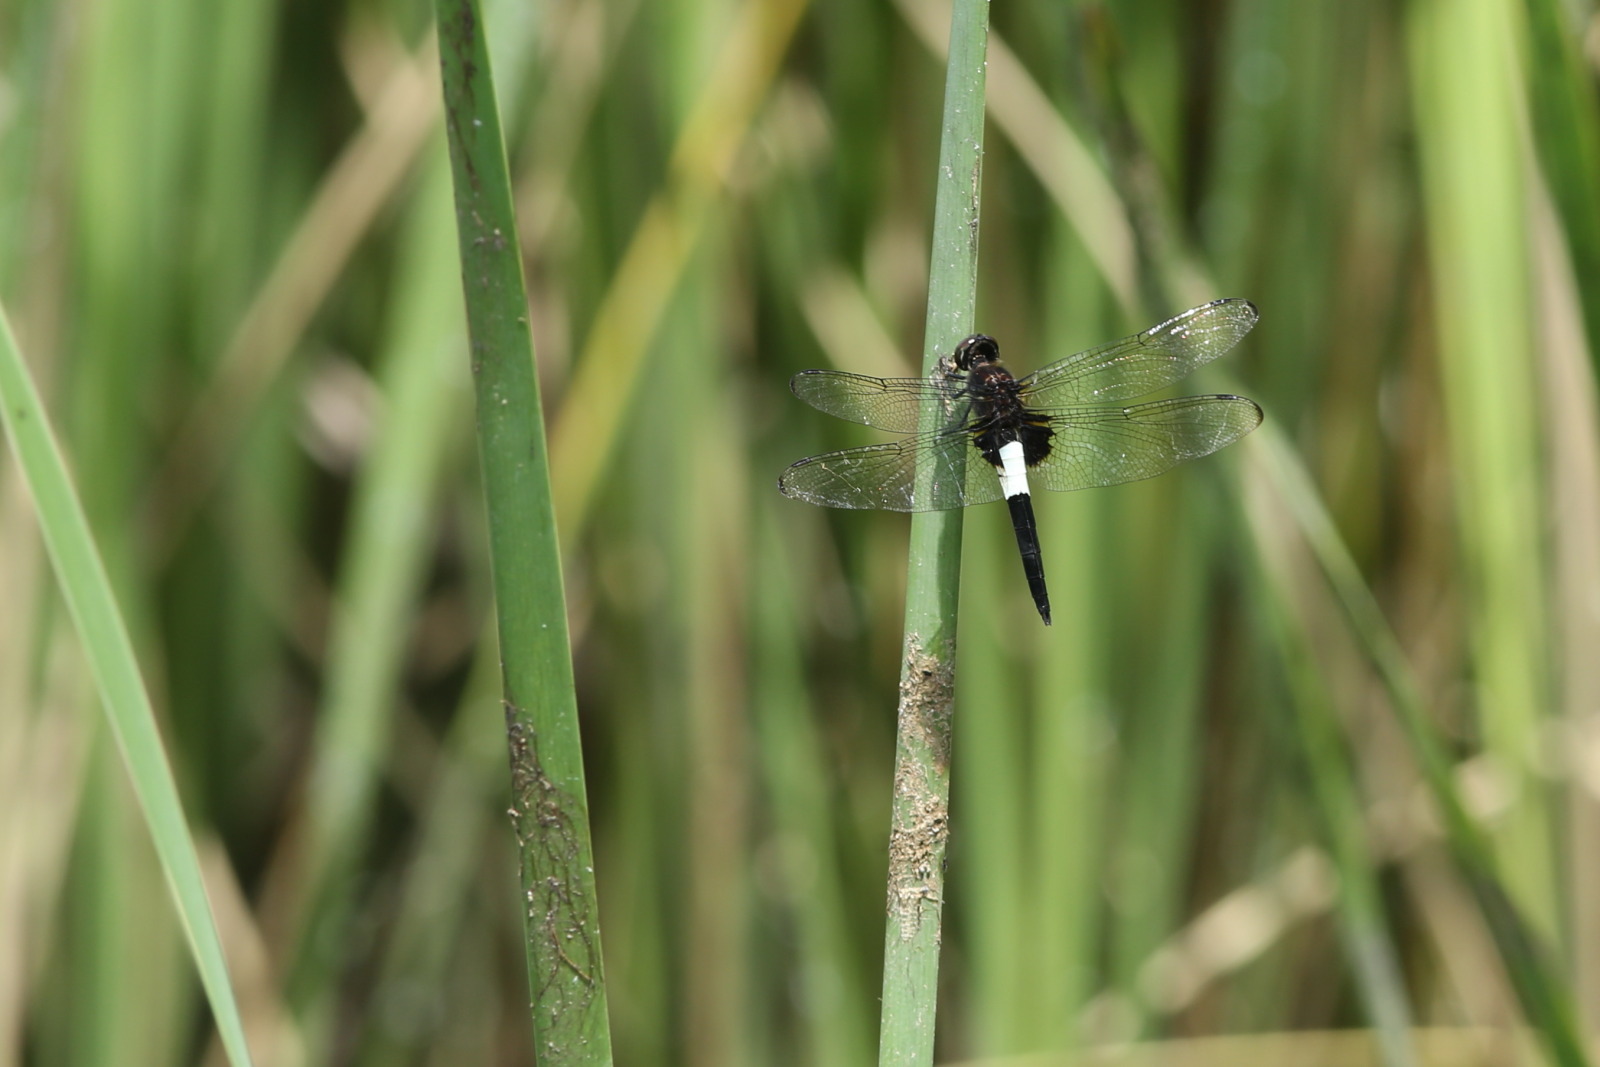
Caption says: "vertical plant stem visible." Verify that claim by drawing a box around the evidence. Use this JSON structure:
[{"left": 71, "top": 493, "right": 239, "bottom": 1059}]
[
  {"left": 878, "top": 0, "right": 990, "bottom": 1063},
  {"left": 434, "top": 1, "right": 612, "bottom": 1060},
  {"left": 1407, "top": 0, "right": 1555, "bottom": 936},
  {"left": 1521, "top": 0, "right": 1600, "bottom": 363}
]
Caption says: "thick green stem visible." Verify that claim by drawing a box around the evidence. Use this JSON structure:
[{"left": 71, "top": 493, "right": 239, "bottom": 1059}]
[
  {"left": 434, "top": 1, "right": 612, "bottom": 1060},
  {"left": 877, "top": 0, "right": 990, "bottom": 1062}
]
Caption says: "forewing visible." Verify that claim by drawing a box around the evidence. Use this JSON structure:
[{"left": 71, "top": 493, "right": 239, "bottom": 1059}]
[
  {"left": 1019, "top": 298, "right": 1259, "bottom": 406},
  {"left": 789, "top": 369, "right": 965, "bottom": 433},
  {"left": 1030, "top": 395, "right": 1263, "bottom": 493},
  {"left": 778, "top": 429, "right": 1005, "bottom": 512}
]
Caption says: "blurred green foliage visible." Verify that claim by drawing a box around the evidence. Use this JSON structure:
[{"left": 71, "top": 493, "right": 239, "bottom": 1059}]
[{"left": 2, "top": 0, "right": 1598, "bottom": 1063}]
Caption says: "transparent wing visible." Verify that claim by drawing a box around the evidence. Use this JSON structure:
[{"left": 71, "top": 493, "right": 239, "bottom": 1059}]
[
  {"left": 789, "top": 369, "right": 967, "bottom": 433},
  {"left": 778, "top": 429, "right": 1005, "bottom": 512},
  {"left": 1030, "top": 395, "right": 1263, "bottom": 493},
  {"left": 779, "top": 396, "right": 1261, "bottom": 511},
  {"left": 1018, "top": 298, "right": 1259, "bottom": 406}
]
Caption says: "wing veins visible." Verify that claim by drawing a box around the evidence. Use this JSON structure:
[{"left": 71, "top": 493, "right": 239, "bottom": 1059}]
[{"left": 1018, "top": 298, "right": 1259, "bottom": 406}]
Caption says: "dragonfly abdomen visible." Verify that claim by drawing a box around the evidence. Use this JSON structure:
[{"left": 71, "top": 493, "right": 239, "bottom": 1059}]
[{"left": 974, "top": 422, "right": 1055, "bottom": 625}]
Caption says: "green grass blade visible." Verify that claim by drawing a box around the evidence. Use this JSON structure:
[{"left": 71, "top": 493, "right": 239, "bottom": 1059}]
[
  {"left": 546, "top": 0, "right": 808, "bottom": 549},
  {"left": 358, "top": 617, "right": 508, "bottom": 1066},
  {"left": 878, "top": 0, "right": 990, "bottom": 1063},
  {"left": 754, "top": 500, "right": 876, "bottom": 1066},
  {"left": 1252, "top": 423, "right": 1592, "bottom": 1067},
  {"left": 1246, "top": 486, "right": 1420, "bottom": 1067},
  {"left": 1407, "top": 0, "right": 1556, "bottom": 937},
  {"left": 150, "top": 39, "right": 441, "bottom": 561},
  {"left": 1406, "top": 5, "right": 1590, "bottom": 1056},
  {"left": 0, "top": 305, "right": 255, "bottom": 1066},
  {"left": 433, "top": 0, "right": 613, "bottom": 1059},
  {"left": 1521, "top": 0, "right": 1600, "bottom": 362},
  {"left": 284, "top": 150, "right": 468, "bottom": 1044}
]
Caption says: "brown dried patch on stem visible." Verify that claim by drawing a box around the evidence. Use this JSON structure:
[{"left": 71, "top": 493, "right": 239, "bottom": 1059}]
[
  {"left": 504, "top": 701, "right": 603, "bottom": 1019},
  {"left": 885, "top": 638, "right": 956, "bottom": 941},
  {"left": 898, "top": 637, "right": 955, "bottom": 766}
]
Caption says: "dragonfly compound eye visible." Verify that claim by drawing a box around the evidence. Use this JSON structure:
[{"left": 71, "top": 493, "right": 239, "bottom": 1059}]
[{"left": 953, "top": 334, "right": 1000, "bottom": 370}]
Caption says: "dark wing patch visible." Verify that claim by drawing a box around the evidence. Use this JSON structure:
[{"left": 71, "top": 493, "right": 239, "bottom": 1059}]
[{"left": 1029, "top": 395, "right": 1263, "bottom": 493}]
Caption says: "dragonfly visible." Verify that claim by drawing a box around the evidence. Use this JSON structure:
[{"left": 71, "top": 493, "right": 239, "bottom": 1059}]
[{"left": 778, "top": 298, "right": 1263, "bottom": 625}]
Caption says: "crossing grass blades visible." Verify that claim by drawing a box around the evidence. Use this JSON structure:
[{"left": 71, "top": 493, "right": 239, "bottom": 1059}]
[{"left": 780, "top": 299, "right": 1264, "bottom": 624}]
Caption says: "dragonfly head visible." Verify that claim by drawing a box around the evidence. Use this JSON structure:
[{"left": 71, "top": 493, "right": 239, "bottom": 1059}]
[{"left": 953, "top": 334, "right": 1000, "bottom": 371}]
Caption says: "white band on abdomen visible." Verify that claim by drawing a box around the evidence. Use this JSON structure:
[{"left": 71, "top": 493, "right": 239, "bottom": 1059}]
[{"left": 998, "top": 439, "right": 1030, "bottom": 500}]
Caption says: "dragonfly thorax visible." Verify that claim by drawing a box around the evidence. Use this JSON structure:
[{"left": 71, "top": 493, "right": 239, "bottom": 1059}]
[{"left": 964, "top": 360, "right": 1028, "bottom": 418}]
